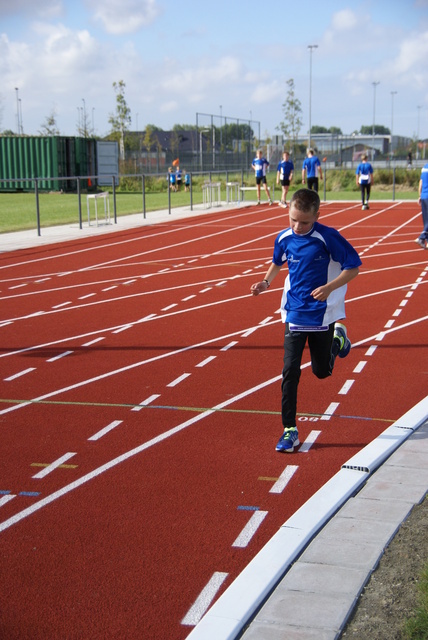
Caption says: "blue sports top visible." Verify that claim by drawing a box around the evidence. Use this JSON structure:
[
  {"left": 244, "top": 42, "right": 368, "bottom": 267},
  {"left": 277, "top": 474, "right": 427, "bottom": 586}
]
[
  {"left": 277, "top": 160, "right": 294, "bottom": 180},
  {"left": 272, "top": 221, "right": 362, "bottom": 326},
  {"left": 420, "top": 163, "right": 428, "bottom": 199},
  {"left": 302, "top": 155, "right": 321, "bottom": 178},
  {"left": 252, "top": 156, "right": 269, "bottom": 178},
  {"left": 356, "top": 162, "right": 373, "bottom": 184}
]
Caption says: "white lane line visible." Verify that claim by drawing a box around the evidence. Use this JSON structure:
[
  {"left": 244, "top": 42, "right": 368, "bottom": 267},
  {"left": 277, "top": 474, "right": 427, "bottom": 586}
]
[
  {"left": 199, "top": 287, "right": 212, "bottom": 293},
  {"left": 0, "top": 373, "right": 285, "bottom": 533},
  {"left": 162, "top": 303, "right": 177, "bottom": 311},
  {"left": 32, "top": 452, "right": 77, "bottom": 479},
  {"left": 181, "top": 572, "right": 229, "bottom": 627},
  {"left": 82, "top": 337, "right": 105, "bottom": 347},
  {"left": 338, "top": 380, "right": 355, "bottom": 395},
  {"left": 400, "top": 299, "right": 409, "bottom": 306},
  {"left": 112, "top": 324, "right": 133, "bottom": 334},
  {"left": 167, "top": 373, "right": 191, "bottom": 387},
  {"left": 232, "top": 511, "right": 268, "bottom": 548},
  {"left": 392, "top": 309, "right": 402, "bottom": 317},
  {"left": 241, "top": 327, "right": 258, "bottom": 337},
  {"left": 47, "top": 351, "right": 73, "bottom": 362},
  {"left": 220, "top": 341, "right": 238, "bottom": 351},
  {"left": 0, "top": 321, "right": 14, "bottom": 327},
  {"left": 102, "top": 286, "right": 117, "bottom": 292},
  {"left": 196, "top": 356, "right": 217, "bottom": 368},
  {"left": 299, "top": 430, "right": 321, "bottom": 453},
  {"left": 4, "top": 367, "right": 36, "bottom": 381},
  {"left": 131, "top": 394, "right": 161, "bottom": 412},
  {"left": 260, "top": 316, "right": 274, "bottom": 325},
  {"left": 88, "top": 420, "right": 123, "bottom": 441},
  {"left": 78, "top": 293, "right": 96, "bottom": 299},
  {"left": 9, "top": 284, "right": 27, "bottom": 290},
  {"left": 321, "top": 402, "right": 339, "bottom": 420},
  {"left": 353, "top": 361, "right": 367, "bottom": 373},
  {"left": 269, "top": 465, "right": 299, "bottom": 494},
  {"left": 182, "top": 295, "right": 196, "bottom": 301},
  {"left": 365, "top": 345, "right": 377, "bottom": 356},
  {"left": 52, "top": 302, "right": 72, "bottom": 309},
  {"left": 384, "top": 319, "right": 395, "bottom": 328},
  {"left": 0, "top": 494, "right": 16, "bottom": 507},
  {"left": 123, "top": 279, "right": 137, "bottom": 285}
]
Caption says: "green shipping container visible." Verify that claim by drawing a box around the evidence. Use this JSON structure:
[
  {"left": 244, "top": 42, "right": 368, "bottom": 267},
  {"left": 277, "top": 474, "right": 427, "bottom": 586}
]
[{"left": 0, "top": 136, "right": 97, "bottom": 192}]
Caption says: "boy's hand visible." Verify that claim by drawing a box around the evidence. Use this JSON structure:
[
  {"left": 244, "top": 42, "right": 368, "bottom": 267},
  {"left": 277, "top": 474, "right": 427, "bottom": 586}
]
[
  {"left": 251, "top": 281, "right": 269, "bottom": 296},
  {"left": 311, "top": 284, "right": 331, "bottom": 301}
]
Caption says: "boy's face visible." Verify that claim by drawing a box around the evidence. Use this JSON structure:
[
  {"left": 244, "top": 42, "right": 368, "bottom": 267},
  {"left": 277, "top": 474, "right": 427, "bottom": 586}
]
[
  {"left": 289, "top": 204, "right": 319, "bottom": 235},
  {"left": 283, "top": 153, "right": 289, "bottom": 160}
]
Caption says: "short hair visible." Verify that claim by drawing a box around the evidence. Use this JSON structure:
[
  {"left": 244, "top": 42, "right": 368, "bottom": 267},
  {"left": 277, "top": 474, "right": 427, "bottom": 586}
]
[
  {"left": 361, "top": 153, "right": 368, "bottom": 161},
  {"left": 290, "top": 188, "right": 320, "bottom": 215},
  {"left": 283, "top": 149, "right": 290, "bottom": 154},
  {"left": 307, "top": 148, "right": 314, "bottom": 155}
]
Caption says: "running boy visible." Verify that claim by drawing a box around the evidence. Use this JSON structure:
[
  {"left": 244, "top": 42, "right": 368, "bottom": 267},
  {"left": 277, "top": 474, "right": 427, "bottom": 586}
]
[
  {"left": 276, "top": 150, "right": 294, "bottom": 208},
  {"left": 302, "top": 148, "right": 323, "bottom": 192},
  {"left": 251, "top": 189, "right": 362, "bottom": 452},
  {"left": 355, "top": 153, "right": 374, "bottom": 210},
  {"left": 252, "top": 149, "right": 273, "bottom": 205}
]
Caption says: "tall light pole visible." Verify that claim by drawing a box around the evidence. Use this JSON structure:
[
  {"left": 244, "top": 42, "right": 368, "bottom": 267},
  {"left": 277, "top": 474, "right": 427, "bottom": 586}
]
[
  {"left": 390, "top": 91, "right": 397, "bottom": 159},
  {"left": 372, "top": 81, "right": 380, "bottom": 161},
  {"left": 308, "top": 45, "right": 318, "bottom": 150},
  {"left": 417, "top": 105, "right": 423, "bottom": 159},
  {"left": 15, "top": 87, "right": 20, "bottom": 134}
]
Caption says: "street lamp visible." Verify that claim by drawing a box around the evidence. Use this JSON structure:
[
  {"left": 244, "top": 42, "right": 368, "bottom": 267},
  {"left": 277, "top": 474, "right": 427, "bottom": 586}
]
[
  {"left": 308, "top": 45, "right": 318, "bottom": 150},
  {"left": 417, "top": 105, "right": 423, "bottom": 159},
  {"left": 372, "top": 81, "right": 380, "bottom": 161},
  {"left": 390, "top": 91, "right": 397, "bottom": 159}
]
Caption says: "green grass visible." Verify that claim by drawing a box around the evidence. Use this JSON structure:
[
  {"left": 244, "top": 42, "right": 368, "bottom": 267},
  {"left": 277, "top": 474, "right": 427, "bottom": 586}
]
[
  {"left": 404, "top": 564, "right": 428, "bottom": 639},
  {"left": 0, "top": 185, "right": 419, "bottom": 234}
]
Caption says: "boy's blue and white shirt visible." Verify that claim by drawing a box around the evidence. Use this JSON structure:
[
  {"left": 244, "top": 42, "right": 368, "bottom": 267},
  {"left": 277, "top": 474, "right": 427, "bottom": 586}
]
[
  {"left": 272, "top": 221, "right": 362, "bottom": 326},
  {"left": 355, "top": 162, "right": 373, "bottom": 184},
  {"left": 277, "top": 160, "right": 294, "bottom": 179},
  {"left": 302, "top": 156, "right": 321, "bottom": 178},
  {"left": 252, "top": 157, "right": 269, "bottom": 178},
  {"left": 420, "top": 163, "right": 428, "bottom": 198}
]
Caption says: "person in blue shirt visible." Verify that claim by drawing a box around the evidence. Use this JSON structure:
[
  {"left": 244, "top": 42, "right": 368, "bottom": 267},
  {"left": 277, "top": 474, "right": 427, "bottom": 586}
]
[
  {"left": 251, "top": 149, "right": 273, "bottom": 205},
  {"left": 175, "top": 166, "right": 183, "bottom": 191},
  {"left": 417, "top": 163, "right": 428, "bottom": 249},
  {"left": 168, "top": 167, "right": 176, "bottom": 191},
  {"left": 302, "top": 148, "right": 323, "bottom": 192},
  {"left": 276, "top": 150, "right": 294, "bottom": 208},
  {"left": 251, "top": 188, "right": 361, "bottom": 452},
  {"left": 184, "top": 170, "right": 191, "bottom": 192},
  {"left": 355, "top": 153, "right": 374, "bottom": 210}
]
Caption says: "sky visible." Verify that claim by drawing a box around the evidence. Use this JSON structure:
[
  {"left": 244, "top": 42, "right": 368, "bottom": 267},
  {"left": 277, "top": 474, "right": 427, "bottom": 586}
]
[{"left": 1, "top": 0, "right": 428, "bottom": 141}]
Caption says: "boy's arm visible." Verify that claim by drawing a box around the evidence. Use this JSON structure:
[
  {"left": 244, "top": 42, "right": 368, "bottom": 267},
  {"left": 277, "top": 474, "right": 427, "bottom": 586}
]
[
  {"left": 311, "top": 267, "right": 359, "bottom": 302},
  {"left": 251, "top": 263, "right": 282, "bottom": 296}
]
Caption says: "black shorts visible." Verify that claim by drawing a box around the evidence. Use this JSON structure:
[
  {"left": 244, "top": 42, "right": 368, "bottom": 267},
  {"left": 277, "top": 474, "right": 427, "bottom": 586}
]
[
  {"left": 256, "top": 176, "right": 267, "bottom": 185},
  {"left": 280, "top": 179, "right": 290, "bottom": 186},
  {"left": 307, "top": 177, "right": 319, "bottom": 192}
]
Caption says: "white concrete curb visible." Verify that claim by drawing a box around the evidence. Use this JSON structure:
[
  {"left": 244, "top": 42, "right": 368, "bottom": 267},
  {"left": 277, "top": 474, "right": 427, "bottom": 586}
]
[{"left": 186, "top": 395, "right": 428, "bottom": 640}]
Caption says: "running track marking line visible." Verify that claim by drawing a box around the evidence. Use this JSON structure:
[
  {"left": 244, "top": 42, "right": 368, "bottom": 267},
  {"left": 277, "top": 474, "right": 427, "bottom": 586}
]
[
  {"left": 4, "top": 367, "right": 36, "bottom": 381},
  {"left": 0, "top": 314, "right": 410, "bottom": 533},
  {"left": 0, "top": 373, "right": 283, "bottom": 533},
  {"left": 269, "top": 465, "right": 299, "bottom": 494},
  {"left": 232, "top": 510, "right": 268, "bottom": 548},
  {"left": 181, "top": 572, "right": 229, "bottom": 626},
  {"left": 1, "top": 313, "right": 426, "bottom": 418},
  {"left": 88, "top": 420, "right": 123, "bottom": 441},
  {"left": 32, "top": 452, "right": 77, "bottom": 479},
  {"left": 299, "top": 430, "right": 321, "bottom": 453}
]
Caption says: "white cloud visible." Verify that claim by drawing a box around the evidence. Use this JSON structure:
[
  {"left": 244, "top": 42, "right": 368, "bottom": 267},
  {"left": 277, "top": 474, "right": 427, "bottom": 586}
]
[
  {"left": 87, "top": 0, "right": 161, "bottom": 35},
  {"left": 250, "top": 80, "right": 283, "bottom": 104},
  {"left": 0, "top": 0, "right": 63, "bottom": 19}
]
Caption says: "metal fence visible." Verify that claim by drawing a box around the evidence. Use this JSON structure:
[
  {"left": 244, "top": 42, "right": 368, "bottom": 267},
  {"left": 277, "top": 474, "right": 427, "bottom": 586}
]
[{"left": 0, "top": 164, "right": 421, "bottom": 237}]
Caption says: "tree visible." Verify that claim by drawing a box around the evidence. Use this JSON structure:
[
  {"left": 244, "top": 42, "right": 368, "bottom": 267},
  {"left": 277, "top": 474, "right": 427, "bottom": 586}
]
[
  {"left": 108, "top": 80, "right": 131, "bottom": 160},
  {"left": 360, "top": 124, "right": 390, "bottom": 135},
  {"left": 277, "top": 79, "right": 302, "bottom": 156},
  {"left": 39, "top": 109, "right": 60, "bottom": 136}
]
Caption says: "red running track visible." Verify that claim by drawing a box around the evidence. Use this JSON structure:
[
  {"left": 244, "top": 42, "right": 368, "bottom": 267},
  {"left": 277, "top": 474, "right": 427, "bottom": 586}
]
[{"left": 0, "top": 201, "right": 427, "bottom": 639}]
